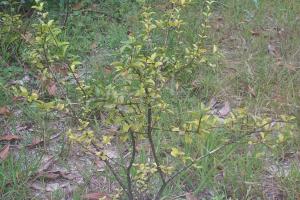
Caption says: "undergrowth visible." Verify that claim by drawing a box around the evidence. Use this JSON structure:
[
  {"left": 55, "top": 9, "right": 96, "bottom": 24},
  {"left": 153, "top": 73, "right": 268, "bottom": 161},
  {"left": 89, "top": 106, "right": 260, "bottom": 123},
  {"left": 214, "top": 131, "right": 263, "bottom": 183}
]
[{"left": 0, "top": 0, "right": 300, "bottom": 199}]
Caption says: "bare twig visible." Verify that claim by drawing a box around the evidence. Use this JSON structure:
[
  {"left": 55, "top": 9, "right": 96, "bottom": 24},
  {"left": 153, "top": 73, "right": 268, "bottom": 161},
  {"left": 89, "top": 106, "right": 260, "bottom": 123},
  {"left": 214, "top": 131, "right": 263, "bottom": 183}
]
[
  {"left": 154, "top": 143, "right": 227, "bottom": 200},
  {"left": 104, "top": 159, "right": 130, "bottom": 197},
  {"left": 62, "top": 0, "right": 70, "bottom": 28},
  {"left": 88, "top": 143, "right": 130, "bottom": 197},
  {"left": 146, "top": 102, "right": 166, "bottom": 184},
  {"left": 117, "top": 108, "right": 136, "bottom": 199},
  {"left": 153, "top": 118, "right": 295, "bottom": 199}
]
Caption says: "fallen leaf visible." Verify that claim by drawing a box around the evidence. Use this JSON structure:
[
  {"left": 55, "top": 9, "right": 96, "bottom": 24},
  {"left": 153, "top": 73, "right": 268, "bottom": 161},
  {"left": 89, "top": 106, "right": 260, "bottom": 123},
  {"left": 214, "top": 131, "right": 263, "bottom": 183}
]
[
  {"left": 0, "top": 134, "right": 22, "bottom": 142},
  {"left": 21, "top": 32, "right": 33, "bottom": 43},
  {"left": 72, "top": 2, "right": 82, "bottom": 10},
  {"left": 47, "top": 81, "right": 57, "bottom": 96},
  {"left": 38, "top": 156, "right": 55, "bottom": 173},
  {"left": 283, "top": 63, "right": 297, "bottom": 72},
  {"left": 246, "top": 85, "right": 256, "bottom": 97},
  {"left": 45, "top": 183, "right": 60, "bottom": 192},
  {"left": 0, "top": 144, "right": 10, "bottom": 161},
  {"left": 16, "top": 123, "right": 33, "bottom": 132},
  {"left": 218, "top": 101, "right": 231, "bottom": 117},
  {"left": 208, "top": 97, "right": 217, "bottom": 109},
  {"left": 267, "top": 43, "right": 281, "bottom": 60},
  {"left": 26, "top": 138, "right": 44, "bottom": 149},
  {"left": 103, "top": 66, "right": 113, "bottom": 75},
  {"left": 46, "top": 183, "right": 70, "bottom": 192},
  {"left": 104, "top": 149, "right": 119, "bottom": 159},
  {"left": 0, "top": 106, "right": 10, "bottom": 116},
  {"left": 185, "top": 192, "right": 198, "bottom": 200},
  {"left": 37, "top": 171, "right": 60, "bottom": 180},
  {"left": 88, "top": 3, "right": 97, "bottom": 11},
  {"left": 30, "top": 182, "right": 45, "bottom": 191},
  {"left": 212, "top": 16, "right": 224, "bottom": 31},
  {"left": 90, "top": 42, "right": 97, "bottom": 50},
  {"left": 36, "top": 170, "right": 73, "bottom": 181},
  {"left": 51, "top": 64, "right": 68, "bottom": 76},
  {"left": 95, "top": 158, "right": 105, "bottom": 172},
  {"left": 83, "top": 192, "right": 111, "bottom": 200},
  {"left": 12, "top": 96, "right": 25, "bottom": 102},
  {"left": 250, "top": 30, "right": 260, "bottom": 36},
  {"left": 217, "top": 16, "right": 223, "bottom": 21}
]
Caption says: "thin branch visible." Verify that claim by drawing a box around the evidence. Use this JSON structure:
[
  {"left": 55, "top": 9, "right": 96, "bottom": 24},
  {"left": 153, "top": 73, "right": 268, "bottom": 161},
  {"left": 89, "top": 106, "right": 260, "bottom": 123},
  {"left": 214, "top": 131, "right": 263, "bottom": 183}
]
[
  {"left": 154, "top": 143, "right": 229, "bottom": 200},
  {"left": 153, "top": 118, "right": 294, "bottom": 199},
  {"left": 88, "top": 142, "right": 130, "bottom": 197},
  {"left": 104, "top": 159, "right": 131, "bottom": 197},
  {"left": 62, "top": 0, "right": 70, "bottom": 28},
  {"left": 118, "top": 108, "right": 136, "bottom": 199},
  {"left": 146, "top": 102, "right": 166, "bottom": 184},
  {"left": 48, "top": 28, "right": 87, "bottom": 101},
  {"left": 126, "top": 130, "right": 136, "bottom": 200}
]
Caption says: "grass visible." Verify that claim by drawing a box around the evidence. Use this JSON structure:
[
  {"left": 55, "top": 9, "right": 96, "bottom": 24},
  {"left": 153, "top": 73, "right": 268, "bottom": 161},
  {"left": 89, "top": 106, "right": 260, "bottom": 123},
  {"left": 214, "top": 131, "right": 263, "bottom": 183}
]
[
  {"left": 1, "top": 0, "right": 300, "bottom": 199},
  {"left": 0, "top": 150, "right": 41, "bottom": 200}
]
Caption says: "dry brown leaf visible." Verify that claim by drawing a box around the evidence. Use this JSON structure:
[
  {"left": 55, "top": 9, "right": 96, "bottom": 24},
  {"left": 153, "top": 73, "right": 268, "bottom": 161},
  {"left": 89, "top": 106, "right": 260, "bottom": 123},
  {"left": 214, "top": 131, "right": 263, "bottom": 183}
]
[
  {"left": 47, "top": 81, "right": 57, "bottom": 96},
  {"left": 185, "top": 192, "right": 198, "bottom": 200},
  {"left": 45, "top": 183, "right": 60, "bottom": 192},
  {"left": 83, "top": 192, "right": 111, "bottom": 200},
  {"left": 267, "top": 43, "right": 281, "bottom": 59},
  {"left": 103, "top": 66, "right": 113, "bottom": 75},
  {"left": 250, "top": 30, "right": 260, "bottom": 36},
  {"left": 246, "top": 85, "right": 256, "bottom": 97},
  {"left": 38, "top": 156, "right": 55, "bottom": 173},
  {"left": 16, "top": 123, "right": 33, "bottom": 132},
  {"left": 36, "top": 170, "right": 73, "bottom": 181},
  {"left": 283, "top": 63, "right": 297, "bottom": 72},
  {"left": 12, "top": 96, "right": 25, "bottom": 102},
  {"left": 95, "top": 159, "right": 105, "bottom": 172},
  {"left": 51, "top": 64, "right": 68, "bottom": 76},
  {"left": 0, "top": 134, "right": 22, "bottom": 142},
  {"left": 211, "top": 16, "right": 224, "bottom": 31},
  {"left": 30, "top": 182, "right": 45, "bottom": 191},
  {"left": 90, "top": 42, "right": 97, "bottom": 50},
  {"left": 89, "top": 3, "right": 97, "bottom": 11},
  {"left": 218, "top": 101, "right": 231, "bottom": 117},
  {"left": 208, "top": 97, "right": 217, "bottom": 109},
  {"left": 72, "top": 2, "right": 82, "bottom": 10},
  {"left": 0, "top": 106, "right": 10, "bottom": 116},
  {"left": 0, "top": 144, "right": 10, "bottom": 161},
  {"left": 21, "top": 32, "right": 33, "bottom": 43},
  {"left": 37, "top": 172, "right": 60, "bottom": 180},
  {"left": 26, "top": 138, "right": 44, "bottom": 149}
]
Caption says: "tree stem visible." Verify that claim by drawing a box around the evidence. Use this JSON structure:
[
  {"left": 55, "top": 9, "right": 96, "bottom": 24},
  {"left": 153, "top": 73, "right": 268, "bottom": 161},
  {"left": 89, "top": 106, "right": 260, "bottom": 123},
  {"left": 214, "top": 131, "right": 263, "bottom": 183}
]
[
  {"left": 146, "top": 104, "right": 166, "bottom": 185},
  {"left": 126, "top": 130, "right": 136, "bottom": 200}
]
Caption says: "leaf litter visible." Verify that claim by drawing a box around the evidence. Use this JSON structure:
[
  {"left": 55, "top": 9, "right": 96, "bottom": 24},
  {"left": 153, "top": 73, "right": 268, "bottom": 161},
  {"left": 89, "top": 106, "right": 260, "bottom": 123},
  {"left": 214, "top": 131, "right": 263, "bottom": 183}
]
[{"left": 0, "top": 144, "right": 10, "bottom": 161}]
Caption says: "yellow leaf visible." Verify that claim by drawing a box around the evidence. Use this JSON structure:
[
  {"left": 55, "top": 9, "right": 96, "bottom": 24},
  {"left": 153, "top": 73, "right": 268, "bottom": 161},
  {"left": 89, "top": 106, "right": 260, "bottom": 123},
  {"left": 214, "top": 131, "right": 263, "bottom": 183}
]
[
  {"left": 184, "top": 135, "right": 192, "bottom": 144},
  {"left": 213, "top": 45, "right": 218, "bottom": 53},
  {"left": 28, "top": 92, "right": 39, "bottom": 102},
  {"left": 171, "top": 127, "right": 180, "bottom": 132},
  {"left": 122, "top": 124, "right": 131, "bottom": 132},
  {"left": 171, "top": 148, "right": 184, "bottom": 157},
  {"left": 277, "top": 134, "right": 284, "bottom": 143},
  {"left": 102, "top": 135, "right": 113, "bottom": 145},
  {"left": 56, "top": 103, "right": 64, "bottom": 110},
  {"left": 19, "top": 86, "right": 28, "bottom": 96},
  {"left": 96, "top": 151, "right": 108, "bottom": 160}
]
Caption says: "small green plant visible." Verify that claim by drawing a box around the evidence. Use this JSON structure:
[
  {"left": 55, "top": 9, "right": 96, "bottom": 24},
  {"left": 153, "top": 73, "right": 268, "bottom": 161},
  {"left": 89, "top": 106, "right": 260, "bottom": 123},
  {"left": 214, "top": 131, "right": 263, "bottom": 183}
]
[
  {"left": 0, "top": 9, "right": 22, "bottom": 63},
  {"left": 10, "top": 0, "right": 298, "bottom": 199},
  {"left": 0, "top": 150, "right": 40, "bottom": 199}
]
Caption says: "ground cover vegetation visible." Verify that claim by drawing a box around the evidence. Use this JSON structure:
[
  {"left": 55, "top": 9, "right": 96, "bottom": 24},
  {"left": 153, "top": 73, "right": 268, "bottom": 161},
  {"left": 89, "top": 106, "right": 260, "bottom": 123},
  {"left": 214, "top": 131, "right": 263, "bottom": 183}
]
[{"left": 0, "top": 0, "right": 300, "bottom": 199}]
